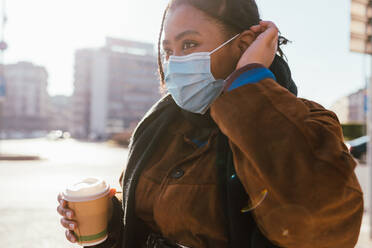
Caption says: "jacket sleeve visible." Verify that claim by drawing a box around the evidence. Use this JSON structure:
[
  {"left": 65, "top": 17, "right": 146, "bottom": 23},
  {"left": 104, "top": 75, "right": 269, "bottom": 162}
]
[
  {"left": 83, "top": 191, "right": 124, "bottom": 248},
  {"left": 210, "top": 64, "right": 364, "bottom": 248}
]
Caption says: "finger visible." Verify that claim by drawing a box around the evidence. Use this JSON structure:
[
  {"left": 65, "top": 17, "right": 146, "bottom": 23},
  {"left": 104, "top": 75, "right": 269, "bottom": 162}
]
[
  {"left": 65, "top": 208, "right": 74, "bottom": 219},
  {"left": 60, "top": 218, "right": 77, "bottom": 231},
  {"left": 250, "top": 24, "right": 262, "bottom": 33},
  {"left": 258, "top": 21, "right": 279, "bottom": 34},
  {"left": 65, "top": 230, "right": 77, "bottom": 243},
  {"left": 259, "top": 20, "right": 279, "bottom": 31},
  {"left": 257, "top": 21, "right": 279, "bottom": 43},
  {"left": 108, "top": 188, "right": 117, "bottom": 199},
  {"left": 57, "top": 205, "right": 64, "bottom": 216},
  {"left": 57, "top": 205, "right": 69, "bottom": 217},
  {"left": 57, "top": 205, "right": 74, "bottom": 219},
  {"left": 57, "top": 193, "right": 67, "bottom": 208},
  {"left": 61, "top": 199, "right": 67, "bottom": 208}
]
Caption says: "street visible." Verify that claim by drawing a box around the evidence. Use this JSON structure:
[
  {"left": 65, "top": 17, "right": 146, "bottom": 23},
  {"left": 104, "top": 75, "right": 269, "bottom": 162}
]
[
  {"left": 0, "top": 138, "right": 128, "bottom": 248},
  {"left": 0, "top": 138, "right": 371, "bottom": 247}
]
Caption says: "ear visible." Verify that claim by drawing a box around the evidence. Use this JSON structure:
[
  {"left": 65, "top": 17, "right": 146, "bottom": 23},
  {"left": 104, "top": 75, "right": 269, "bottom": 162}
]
[{"left": 236, "top": 30, "right": 255, "bottom": 54}]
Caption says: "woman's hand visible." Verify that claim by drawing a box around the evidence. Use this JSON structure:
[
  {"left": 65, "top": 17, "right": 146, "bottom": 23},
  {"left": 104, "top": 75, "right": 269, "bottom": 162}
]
[
  {"left": 57, "top": 188, "right": 117, "bottom": 243},
  {"left": 236, "top": 21, "right": 279, "bottom": 69}
]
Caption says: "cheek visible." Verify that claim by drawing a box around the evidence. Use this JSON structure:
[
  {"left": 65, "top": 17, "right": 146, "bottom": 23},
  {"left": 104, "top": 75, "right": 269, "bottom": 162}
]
[{"left": 210, "top": 50, "right": 239, "bottom": 80}]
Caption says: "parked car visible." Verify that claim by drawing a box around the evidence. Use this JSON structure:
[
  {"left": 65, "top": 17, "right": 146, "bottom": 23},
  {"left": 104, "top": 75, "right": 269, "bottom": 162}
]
[
  {"left": 46, "top": 130, "right": 70, "bottom": 140},
  {"left": 346, "top": 135, "right": 369, "bottom": 162}
]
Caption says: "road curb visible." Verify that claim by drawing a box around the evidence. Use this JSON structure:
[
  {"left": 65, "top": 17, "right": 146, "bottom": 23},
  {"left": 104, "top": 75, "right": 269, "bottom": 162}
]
[{"left": 0, "top": 155, "right": 41, "bottom": 161}]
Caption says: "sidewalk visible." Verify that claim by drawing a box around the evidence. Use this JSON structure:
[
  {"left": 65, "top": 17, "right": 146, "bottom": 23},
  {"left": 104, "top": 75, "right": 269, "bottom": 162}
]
[{"left": 356, "top": 212, "right": 372, "bottom": 248}]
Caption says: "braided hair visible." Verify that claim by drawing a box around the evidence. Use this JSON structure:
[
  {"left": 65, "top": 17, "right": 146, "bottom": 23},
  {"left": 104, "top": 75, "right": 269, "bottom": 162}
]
[{"left": 157, "top": 0, "right": 297, "bottom": 96}]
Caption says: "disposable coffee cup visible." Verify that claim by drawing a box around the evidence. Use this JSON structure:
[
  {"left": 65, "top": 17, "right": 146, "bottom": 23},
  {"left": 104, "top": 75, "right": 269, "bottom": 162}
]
[{"left": 62, "top": 177, "right": 111, "bottom": 246}]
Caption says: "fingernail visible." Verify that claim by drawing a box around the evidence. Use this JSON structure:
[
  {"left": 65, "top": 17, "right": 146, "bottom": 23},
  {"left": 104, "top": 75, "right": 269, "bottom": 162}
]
[
  {"left": 67, "top": 211, "right": 72, "bottom": 218},
  {"left": 69, "top": 223, "right": 75, "bottom": 229}
]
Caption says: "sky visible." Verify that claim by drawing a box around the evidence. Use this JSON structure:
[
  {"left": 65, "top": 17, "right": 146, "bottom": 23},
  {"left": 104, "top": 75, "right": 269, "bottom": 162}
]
[{"left": 3, "top": 0, "right": 367, "bottom": 108}]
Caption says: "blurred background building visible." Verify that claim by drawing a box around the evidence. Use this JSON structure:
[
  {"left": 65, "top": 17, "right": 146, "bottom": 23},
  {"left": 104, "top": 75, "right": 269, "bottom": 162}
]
[
  {"left": 0, "top": 37, "right": 162, "bottom": 140},
  {"left": 330, "top": 88, "right": 367, "bottom": 124},
  {"left": 71, "top": 37, "right": 161, "bottom": 139},
  {"left": 47, "top": 95, "right": 72, "bottom": 133},
  {"left": 0, "top": 61, "right": 49, "bottom": 138}
]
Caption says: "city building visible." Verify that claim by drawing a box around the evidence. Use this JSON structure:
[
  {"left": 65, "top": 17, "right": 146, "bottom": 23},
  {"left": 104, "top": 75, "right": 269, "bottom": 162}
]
[
  {"left": 330, "top": 88, "right": 367, "bottom": 124},
  {"left": 0, "top": 61, "right": 49, "bottom": 138},
  {"left": 71, "top": 37, "right": 161, "bottom": 139},
  {"left": 348, "top": 88, "right": 367, "bottom": 124},
  {"left": 47, "top": 95, "right": 72, "bottom": 132},
  {"left": 330, "top": 96, "right": 349, "bottom": 124}
]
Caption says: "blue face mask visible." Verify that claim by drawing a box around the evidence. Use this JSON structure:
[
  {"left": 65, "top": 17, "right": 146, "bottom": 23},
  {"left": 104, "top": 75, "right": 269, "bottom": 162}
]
[{"left": 164, "top": 33, "right": 240, "bottom": 114}]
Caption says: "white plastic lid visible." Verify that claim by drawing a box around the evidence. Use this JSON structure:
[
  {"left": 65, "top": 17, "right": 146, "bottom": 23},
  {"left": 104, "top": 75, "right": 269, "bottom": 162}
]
[{"left": 62, "top": 177, "right": 110, "bottom": 202}]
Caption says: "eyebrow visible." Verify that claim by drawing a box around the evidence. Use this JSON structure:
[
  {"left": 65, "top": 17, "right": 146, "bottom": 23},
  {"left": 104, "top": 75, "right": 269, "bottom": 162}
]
[{"left": 162, "top": 30, "right": 201, "bottom": 46}]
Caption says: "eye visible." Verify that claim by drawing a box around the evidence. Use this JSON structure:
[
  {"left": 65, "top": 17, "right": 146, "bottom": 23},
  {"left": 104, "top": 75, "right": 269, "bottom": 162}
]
[{"left": 182, "top": 41, "right": 198, "bottom": 51}]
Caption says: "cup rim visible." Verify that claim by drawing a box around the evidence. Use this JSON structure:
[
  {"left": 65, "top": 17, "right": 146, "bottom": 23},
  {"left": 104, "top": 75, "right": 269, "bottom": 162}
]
[{"left": 62, "top": 184, "right": 110, "bottom": 202}]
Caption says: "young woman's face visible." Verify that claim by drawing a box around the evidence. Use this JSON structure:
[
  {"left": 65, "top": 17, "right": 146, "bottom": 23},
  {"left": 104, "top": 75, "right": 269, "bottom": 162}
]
[{"left": 162, "top": 4, "right": 242, "bottom": 80}]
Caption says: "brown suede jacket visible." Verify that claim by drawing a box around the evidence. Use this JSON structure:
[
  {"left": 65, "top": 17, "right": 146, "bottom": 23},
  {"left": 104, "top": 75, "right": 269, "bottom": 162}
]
[{"left": 88, "top": 64, "right": 364, "bottom": 248}]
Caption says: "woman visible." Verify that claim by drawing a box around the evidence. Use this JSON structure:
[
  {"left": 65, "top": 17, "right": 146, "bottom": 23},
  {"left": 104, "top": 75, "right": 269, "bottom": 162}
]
[{"left": 57, "top": 0, "right": 364, "bottom": 247}]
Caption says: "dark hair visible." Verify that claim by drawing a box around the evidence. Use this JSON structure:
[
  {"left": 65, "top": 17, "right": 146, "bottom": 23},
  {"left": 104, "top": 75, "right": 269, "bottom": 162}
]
[{"left": 157, "top": 0, "right": 297, "bottom": 96}]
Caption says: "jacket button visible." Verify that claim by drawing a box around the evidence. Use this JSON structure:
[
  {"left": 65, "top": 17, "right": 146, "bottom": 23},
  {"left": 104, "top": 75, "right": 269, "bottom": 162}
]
[{"left": 170, "top": 168, "right": 184, "bottom": 179}]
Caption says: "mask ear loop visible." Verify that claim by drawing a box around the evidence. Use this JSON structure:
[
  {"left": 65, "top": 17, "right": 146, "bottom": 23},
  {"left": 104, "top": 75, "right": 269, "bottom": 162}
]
[{"left": 209, "top": 33, "right": 241, "bottom": 55}]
